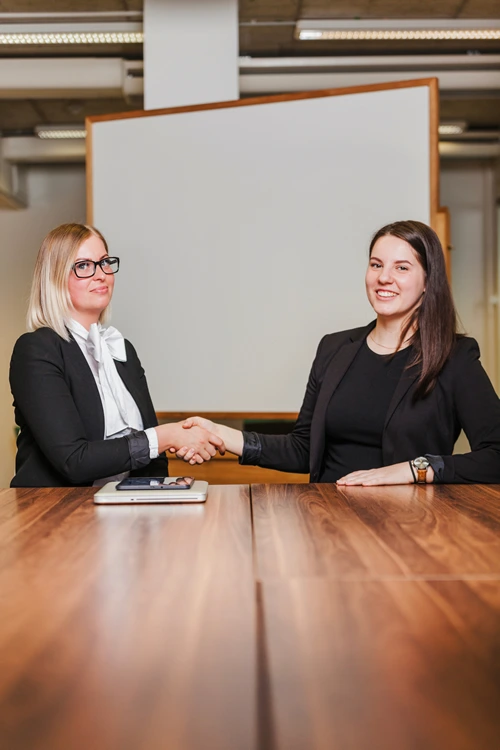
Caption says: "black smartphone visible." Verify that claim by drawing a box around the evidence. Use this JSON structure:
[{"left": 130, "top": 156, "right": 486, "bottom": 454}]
[{"left": 116, "top": 476, "right": 195, "bottom": 491}]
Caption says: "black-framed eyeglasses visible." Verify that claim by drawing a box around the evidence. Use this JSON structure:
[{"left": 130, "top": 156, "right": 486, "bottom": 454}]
[{"left": 72, "top": 257, "right": 120, "bottom": 278}]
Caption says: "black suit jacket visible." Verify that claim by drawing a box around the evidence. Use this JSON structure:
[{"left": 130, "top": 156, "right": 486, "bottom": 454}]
[
  {"left": 10, "top": 326, "right": 169, "bottom": 487},
  {"left": 246, "top": 322, "right": 500, "bottom": 483}
]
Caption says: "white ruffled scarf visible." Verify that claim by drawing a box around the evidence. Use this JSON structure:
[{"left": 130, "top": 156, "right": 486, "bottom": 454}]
[{"left": 67, "top": 319, "right": 142, "bottom": 436}]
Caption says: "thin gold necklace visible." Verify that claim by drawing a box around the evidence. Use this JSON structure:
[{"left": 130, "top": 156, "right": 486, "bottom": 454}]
[{"left": 369, "top": 333, "right": 411, "bottom": 350}]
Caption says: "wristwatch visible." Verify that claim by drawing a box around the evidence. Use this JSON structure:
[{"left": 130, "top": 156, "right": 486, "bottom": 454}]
[{"left": 412, "top": 456, "right": 430, "bottom": 483}]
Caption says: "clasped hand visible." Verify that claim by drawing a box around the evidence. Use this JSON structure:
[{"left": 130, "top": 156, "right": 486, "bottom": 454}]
[{"left": 168, "top": 417, "right": 222, "bottom": 465}]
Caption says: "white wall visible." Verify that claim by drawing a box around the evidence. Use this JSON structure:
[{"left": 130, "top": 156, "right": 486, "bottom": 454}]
[
  {"left": 92, "top": 84, "right": 431, "bottom": 413},
  {"left": 441, "top": 161, "right": 497, "bottom": 386},
  {"left": 144, "top": 0, "right": 238, "bottom": 109},
  {"left": 0, "top": 160, "right": 494, "bottom": 483},
  {"left": 441, "top": 160, "right": 498, "bottom": 455},
  {"left": 0, "top": 164, "right": 85, "bottom": 486}
]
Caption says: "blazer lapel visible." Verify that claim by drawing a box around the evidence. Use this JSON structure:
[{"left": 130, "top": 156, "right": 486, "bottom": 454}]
[
  {"left": 309, "top": 324, "right": 374, "bottom": 480},
  {"left": 115, "top": 360, "right": 151, "bottom": 425},
  {"left": 66, "top": 336, "right": 106, "bottom": 439},
  {"left": 383, "top": 360, "right": 420, "bottom": 430}
]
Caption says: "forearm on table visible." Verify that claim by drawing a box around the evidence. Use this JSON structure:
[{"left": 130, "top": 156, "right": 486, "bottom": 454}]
[{"left": 43, "top": 432, "right": 148, "bottom": 484}]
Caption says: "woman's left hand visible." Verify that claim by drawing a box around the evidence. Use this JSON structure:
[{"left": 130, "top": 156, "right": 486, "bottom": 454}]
[{"left": 336, "top": 461, "right": 433, "bottom": 486}]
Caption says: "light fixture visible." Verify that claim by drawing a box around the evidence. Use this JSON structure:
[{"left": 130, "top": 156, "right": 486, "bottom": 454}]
[
  {"left": 0, "top": 31, "right": 142, "bottom": 45},
  {"left": 35, "top": 125, "right": 86, "bottom": 139},
  {"left": 296, "top": 20, "right": 500, "bottom": 42},
  {"left": 0, "top": 21, "right": 142, "bottom": 45},
  {"left": 438, "top": 122, "right": 467, "bottom": 136}
]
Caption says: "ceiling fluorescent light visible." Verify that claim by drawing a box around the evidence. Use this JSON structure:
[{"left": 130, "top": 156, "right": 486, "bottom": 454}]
[
  {"left": 439, "top": 122, "right": 467, "bottom": 136},
  {"left": 0, "top": 22, "right": 142, "bottom": 45},
  {"left": 35, "top": 125, "right": 86, "bottom": 139},
  {"left": 0, "top": 31, "right": 142, "bottom": 44},
  {"left": 296, "top": 19, "right": 500, "bottom": 42}
]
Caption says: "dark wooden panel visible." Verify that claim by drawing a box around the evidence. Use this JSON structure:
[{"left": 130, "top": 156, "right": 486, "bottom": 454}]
[
  {"left": 156, "top": 412, "right": 299, "bottom": 420},
  {"left": 239, "top": 0, "right": 299, "bottom": 21},
  {"left": 0, "top": 486, "right": 256, "bottom": 750},
  {"left": 168, "top": 456, "right": 309, "bottom": 485},
  {"left": 261, "top": 577, "right": 500, "bottom": 750},
  {"left": 251, "top": 483, "right": 500, "bottom": 580}
]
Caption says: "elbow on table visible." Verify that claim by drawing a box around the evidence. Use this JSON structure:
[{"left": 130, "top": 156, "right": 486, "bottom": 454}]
[
  {"left": 56, "top": 446, "right": 119, "bottom": 486},
  {"left": 57, "top": 460, "right": 96, "bottom": 486}
]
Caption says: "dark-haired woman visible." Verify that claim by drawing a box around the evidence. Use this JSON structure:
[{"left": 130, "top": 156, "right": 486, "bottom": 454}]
[{"left": 180, "top": 220, "right": 500, "bottom": 485}]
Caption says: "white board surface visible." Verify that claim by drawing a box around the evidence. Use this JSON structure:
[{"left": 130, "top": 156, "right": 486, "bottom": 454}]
[{"left": 91, "top": 84, "right": 431, "bottom": 412}]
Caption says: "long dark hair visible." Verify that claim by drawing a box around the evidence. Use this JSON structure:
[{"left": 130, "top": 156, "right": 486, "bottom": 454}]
[{"left": 369, "top": 220, "right": 458, "bottom": 399}]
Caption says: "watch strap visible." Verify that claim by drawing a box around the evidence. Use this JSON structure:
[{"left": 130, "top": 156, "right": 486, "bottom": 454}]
[{"left": 416, "top": 467, "right": 427, "bottom": 483}]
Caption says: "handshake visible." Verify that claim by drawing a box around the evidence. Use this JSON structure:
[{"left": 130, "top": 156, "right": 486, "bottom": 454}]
[{"left": 155, "top": 416, "right": 242, "bottom": 465}]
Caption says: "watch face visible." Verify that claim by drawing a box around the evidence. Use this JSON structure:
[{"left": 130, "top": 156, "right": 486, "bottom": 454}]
[{"left": 413, "top": 456, "right": 430, "bottom": 470}]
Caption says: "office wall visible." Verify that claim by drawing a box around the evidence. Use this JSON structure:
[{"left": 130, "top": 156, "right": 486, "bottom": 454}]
[
  {"left": 0, "top": 160, "right": 494, "bottom": 485},
  {"left": 91, "top": 83, "right": 433, "bottom": 413},
  {"left": 441, "top": 161, "right": 497, "bottom": 386},
  {"left": 0, "top": 164, "right": 85, "bottom": 486}
]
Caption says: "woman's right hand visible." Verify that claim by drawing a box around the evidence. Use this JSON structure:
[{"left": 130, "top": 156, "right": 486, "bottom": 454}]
[
  {"left": 154, "top": 422, "right": 225, "bottom": 464},
  {"left": 177, "top": 417, "right": 244, "bottom": 463}
]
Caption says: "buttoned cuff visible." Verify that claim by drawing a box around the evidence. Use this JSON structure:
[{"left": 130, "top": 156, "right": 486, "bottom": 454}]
[
  {"left": 125, "top": 430, "right": 151, "bottom": 469},
  {"left": 425, "top": 454, "right": 444, "bottom": 483},
  {"left": 239, "top": 431, "right": 262, "bottom": 465},
  {"left": 144, "top": 427, "right": 159, "bottom": 459}
]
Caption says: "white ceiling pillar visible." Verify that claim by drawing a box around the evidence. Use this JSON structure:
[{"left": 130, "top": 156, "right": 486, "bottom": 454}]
[{"left": 144, "top": 0, "right": 238, "bottom": 110}]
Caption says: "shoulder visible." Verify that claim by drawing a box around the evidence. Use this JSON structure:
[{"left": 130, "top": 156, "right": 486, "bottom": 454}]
[
  {"left": 449, "top": 335, "right": 480, "bottom": 362},
  {"left": 12, "top": 327, "right": 66, "bottom": 359},
  {"left": 315, "top": 323, "right": 372, "bottom": 359},
  {"left": 10, "top": 328, "right": 72, "bottom": 386},
  {"left": 438, "top": 336, "right": 481, "bottom": 383},
  {"left": 123, "top": 338, "right": 145, "bottom": 375},
  {"left": 124, "top": 338, "right": 140, "bottom": 363}
]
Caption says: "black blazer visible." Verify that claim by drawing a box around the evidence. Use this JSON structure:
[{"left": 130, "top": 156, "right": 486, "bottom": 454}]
[
  {"left": 10, "top": 326, "right": 169, "bottom": 487},
  {"left": 247, "top": 322, "right": 500, "bottom": 483}
]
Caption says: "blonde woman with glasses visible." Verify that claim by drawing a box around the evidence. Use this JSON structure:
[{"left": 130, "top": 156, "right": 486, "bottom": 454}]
[{"left": 10, "top": 223, "right": 224, "bottom": 487}]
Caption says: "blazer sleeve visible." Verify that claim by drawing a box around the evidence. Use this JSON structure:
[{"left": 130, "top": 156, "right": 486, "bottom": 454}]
[
  {"left": 240, "top": 336, "right": 329, "bottom": 473},
  {"left": 438, "top": 338, "right": 500, "bottom": 483},
  {"left": 10, "top": 332, "right": 150, "bottom": 485}
]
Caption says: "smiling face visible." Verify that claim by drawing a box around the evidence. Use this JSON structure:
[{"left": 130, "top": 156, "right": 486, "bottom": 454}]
[
  {"left": 365, "top": 234, "right": 426, "bottom": 325},
  {"left": 67, "top": 234, "right": 115, "bottom": 329}
]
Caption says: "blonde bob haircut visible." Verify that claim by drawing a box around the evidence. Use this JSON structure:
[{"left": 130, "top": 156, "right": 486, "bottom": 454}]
[{"left": 27, "top": 223, "right": 110, "bottom": 341}]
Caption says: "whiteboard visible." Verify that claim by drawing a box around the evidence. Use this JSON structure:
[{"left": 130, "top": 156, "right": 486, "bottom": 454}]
[{"left": 90, "top": 83, "right": 433, "bottom": 413}]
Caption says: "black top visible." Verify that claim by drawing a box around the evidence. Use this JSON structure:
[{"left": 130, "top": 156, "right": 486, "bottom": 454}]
[
  {"left": 239, "top": 323, "right": 500, "bottom": 483},
  {"left": 321, "top": 341, "right": 411, "bottom": 482}
]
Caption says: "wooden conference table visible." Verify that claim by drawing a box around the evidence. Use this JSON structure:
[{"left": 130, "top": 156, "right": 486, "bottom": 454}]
[{"left": 1, "top": 482, "right": 500, "bottom": 750}]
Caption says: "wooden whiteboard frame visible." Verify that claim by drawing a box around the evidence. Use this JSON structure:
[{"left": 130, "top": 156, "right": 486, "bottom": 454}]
[{"left": 86, "top": 78, "right": 440, "bottom": 421}]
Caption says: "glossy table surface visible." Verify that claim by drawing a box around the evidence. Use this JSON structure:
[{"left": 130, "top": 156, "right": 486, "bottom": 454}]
[
  {"left": 252, "top": 483, "right": 500, "bottom": 750},
  {"left": 0, "top": 485, "right": 256, "bottom": 750},
  {"left": 1, "top": 483, "right": 500, "bottom": 750}
]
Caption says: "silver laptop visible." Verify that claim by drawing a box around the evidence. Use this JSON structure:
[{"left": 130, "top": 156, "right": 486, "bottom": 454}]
[{"left": 94, "top": 479, "right": 209, "bottom": 504}]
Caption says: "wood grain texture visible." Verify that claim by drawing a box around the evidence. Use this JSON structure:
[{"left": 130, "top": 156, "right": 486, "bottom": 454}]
[
  {"left": 251, "top": 483, "right": 500, "bottom": 580},
  {"left": 3, "top": 482, "right": 500, "bottom": 749},
  {"left": 156, "top": 411, "right": 299, "bottom": 421},
  {"left": 0, "top": 486, "right": 256, "bottom": 750},
  {"left": 260, "top": 577, "right": 500, "bottom": 750},
  {"left": 167, "top": 456, "right": 309, "bottom": 485}
]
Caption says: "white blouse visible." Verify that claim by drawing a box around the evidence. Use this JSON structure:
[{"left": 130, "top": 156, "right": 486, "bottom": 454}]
[{"left": 68, "top": 319, "right": 159, "bottom": 483}]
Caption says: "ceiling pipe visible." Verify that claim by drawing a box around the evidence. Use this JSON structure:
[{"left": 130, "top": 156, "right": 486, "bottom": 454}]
[{"left": 0, "top": 55, "right": 499, "bottom": 99}]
